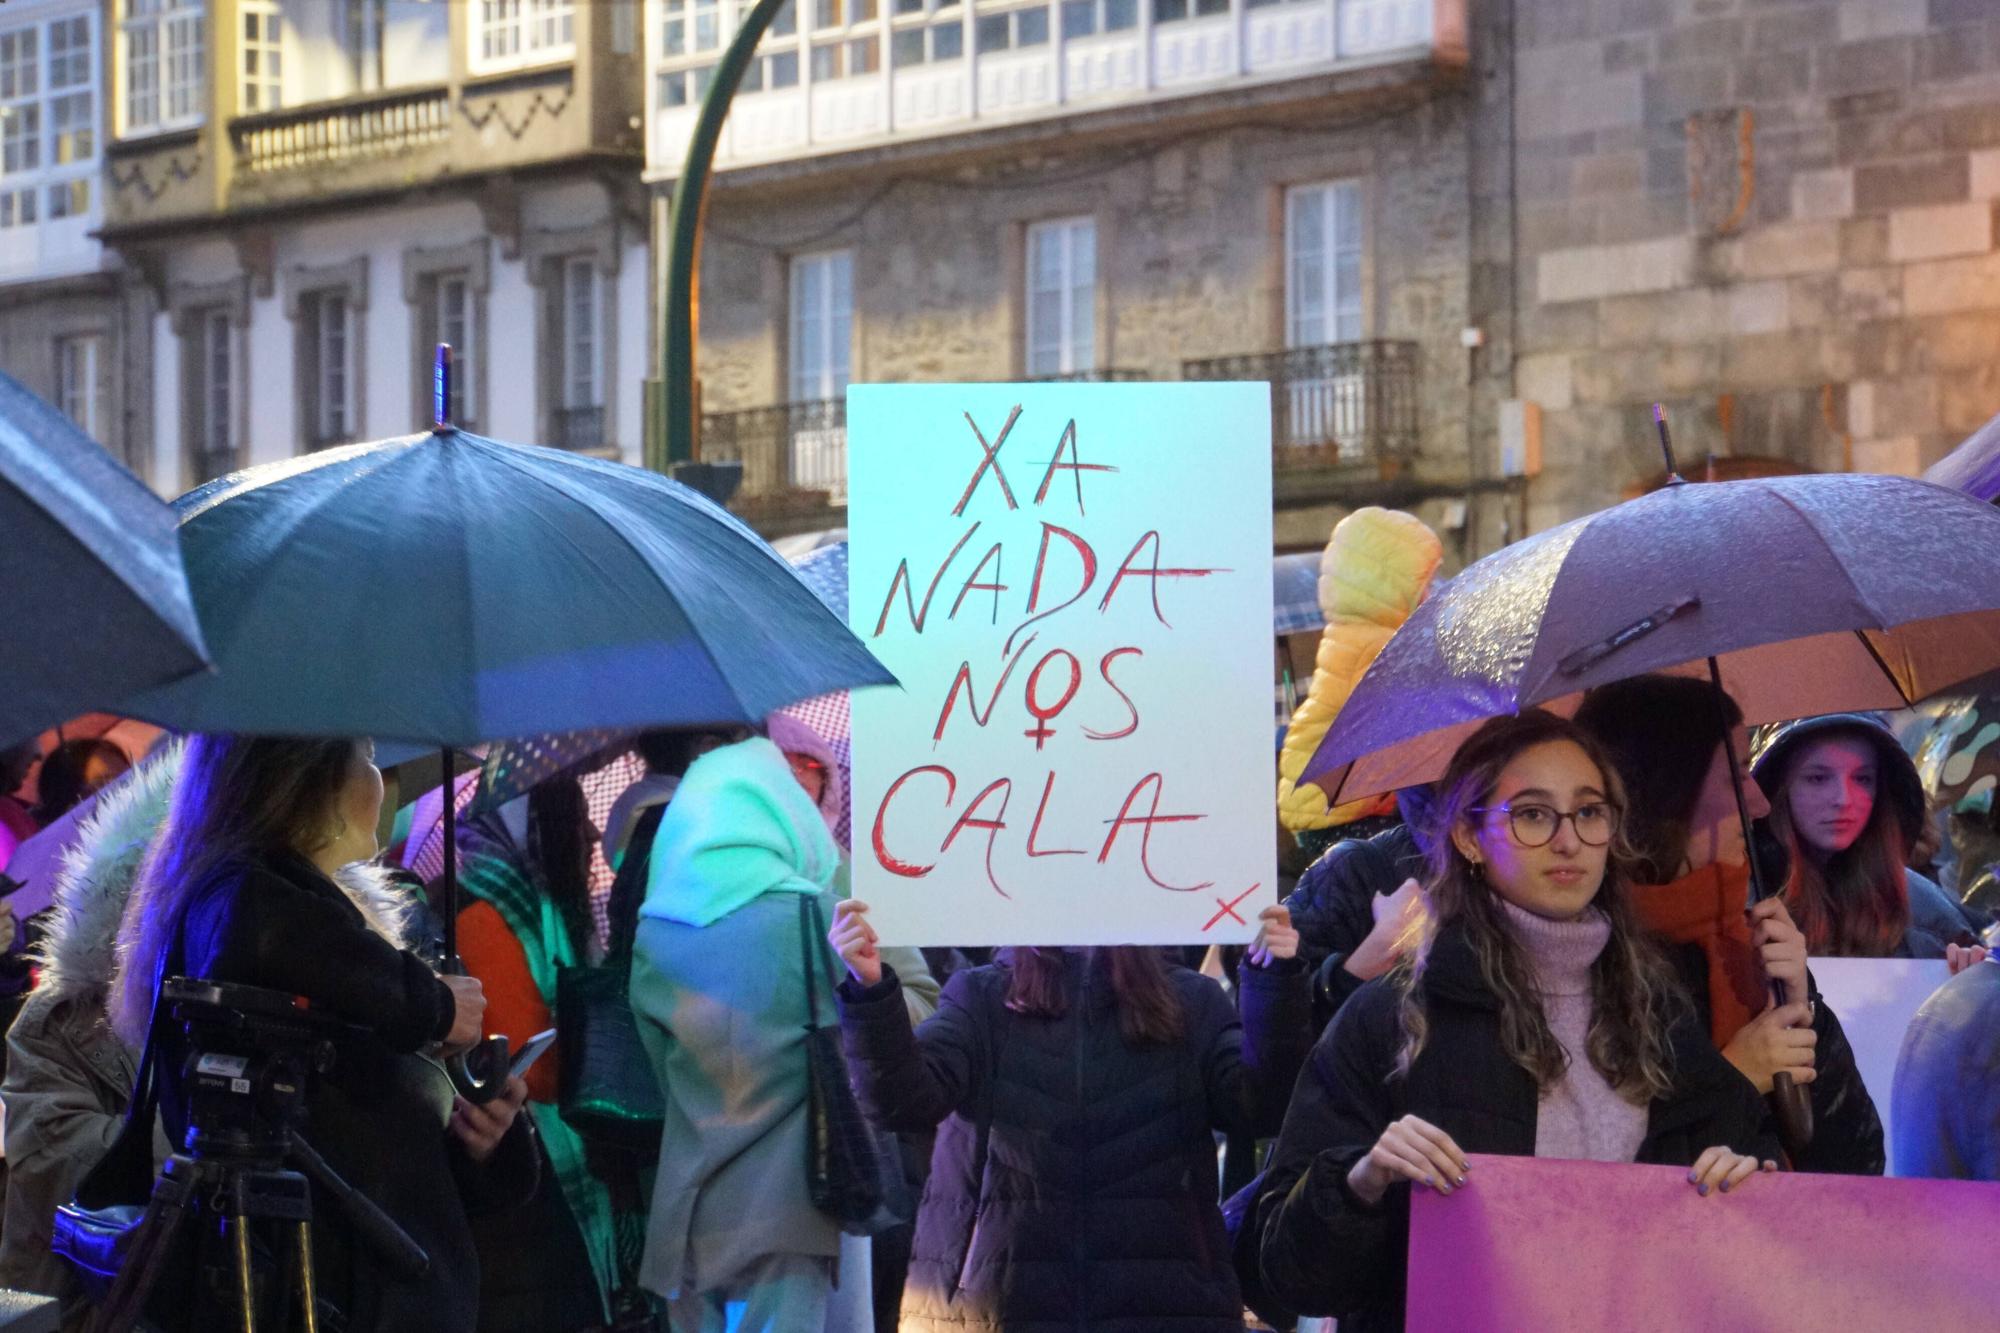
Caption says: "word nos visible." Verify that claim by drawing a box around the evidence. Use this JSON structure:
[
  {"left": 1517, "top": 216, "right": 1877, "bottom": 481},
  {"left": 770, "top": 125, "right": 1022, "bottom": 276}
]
[{"left": 865, "top": 406, "right": 1238, "bottom": 908}]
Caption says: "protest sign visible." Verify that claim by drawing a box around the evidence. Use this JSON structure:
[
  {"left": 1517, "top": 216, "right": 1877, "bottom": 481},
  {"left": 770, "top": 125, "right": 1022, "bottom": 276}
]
[
  {"left": 1407, "top": 1153, "right": 2000, "bottom": 1331},
  {"left": 1811, "top": 956, "right": 1950, "bottom": 1172},
  {"left": 847, "top": 383, "right": 1274, "bottom": 945}
]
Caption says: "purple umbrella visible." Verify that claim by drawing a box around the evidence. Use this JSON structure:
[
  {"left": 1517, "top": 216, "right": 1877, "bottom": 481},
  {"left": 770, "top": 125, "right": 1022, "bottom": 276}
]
[
  {"left": 1303, "top": 471, "right": 2000, "bottom": 804},
  {"left": 1923, "top": 409, "right": 2000, "bottom": 502}
]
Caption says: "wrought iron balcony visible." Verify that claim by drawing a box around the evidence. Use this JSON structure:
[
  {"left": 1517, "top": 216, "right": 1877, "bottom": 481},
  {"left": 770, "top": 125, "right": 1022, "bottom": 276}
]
[
  {"left": 700, "top": 399, "right": 848, "bottom": 519},
  {"left": 1182, "top": 340, "right": 1419, "bottom": 471},
  {"left": 232, "top": 85, "right": 452, "bottom": 174},
  {"left": 553, "top": 405, "right": 607, "bottom": 452}
]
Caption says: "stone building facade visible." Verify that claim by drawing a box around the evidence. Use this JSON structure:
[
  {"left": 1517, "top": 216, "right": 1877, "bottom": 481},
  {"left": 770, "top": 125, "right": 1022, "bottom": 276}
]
[
  {"left": 1507, "top": 0, "right": 2000, "bottom": 529},
  {"left": 670, "top": 0, "right": 2000, "bottom": 551}
]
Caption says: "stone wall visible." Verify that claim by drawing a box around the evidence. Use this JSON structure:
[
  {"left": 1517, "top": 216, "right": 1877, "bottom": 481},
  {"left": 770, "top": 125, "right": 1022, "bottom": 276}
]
[{"left": 1510, "top": 0, "right": 2000, "bottom": 528}]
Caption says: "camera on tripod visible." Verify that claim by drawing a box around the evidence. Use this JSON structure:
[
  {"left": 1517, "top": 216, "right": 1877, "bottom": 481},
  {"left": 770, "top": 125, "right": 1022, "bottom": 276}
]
[
  {"left": 167, "top": 977, "right": 353, "bottom": 1160},
  {"left": 73, "top": 979, "right": 430, "bottom": 1333}
]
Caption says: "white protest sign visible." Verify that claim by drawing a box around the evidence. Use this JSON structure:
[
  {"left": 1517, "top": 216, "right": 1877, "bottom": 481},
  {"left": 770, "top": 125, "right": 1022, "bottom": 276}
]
[
  {"left": 1810, "top": 956, "right": 1951, "bottom": 1175},
  {"left": 847, "top": 383, "right": 1274, "bottom": 946}
]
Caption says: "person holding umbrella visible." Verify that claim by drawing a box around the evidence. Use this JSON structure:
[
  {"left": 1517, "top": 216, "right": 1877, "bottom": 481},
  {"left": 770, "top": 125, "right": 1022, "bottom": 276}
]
[
  {"left": 1574, "top": 676, "right": 1886, "bottom": 1176},
  {"left": 1751, "top": 713, "right": 1984, "bottom": 967},
  {"left": 106, "top": 734, "right": 538, "bottom": 1332},
  {"left": 1255, "top": 711, "right": 1775, "bottom": 1333}
]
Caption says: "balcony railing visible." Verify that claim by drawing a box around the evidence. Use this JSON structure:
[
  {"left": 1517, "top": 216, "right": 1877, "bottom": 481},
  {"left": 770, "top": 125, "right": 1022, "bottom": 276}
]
[
  {"left": 1182, "top": 339, "right": 1419, "bottom": 469},
  {"left": 554, "top": 405, "right": 607, "bottom": 452},
  {"left": 701, "top": 399, "right": 848, "bottom": 511},
  {"left": 233, "top": 85, "right": 452, "bottom": 173},
  {"left": 1024, "top": 368, "right": 1148, "bottom": 383}
]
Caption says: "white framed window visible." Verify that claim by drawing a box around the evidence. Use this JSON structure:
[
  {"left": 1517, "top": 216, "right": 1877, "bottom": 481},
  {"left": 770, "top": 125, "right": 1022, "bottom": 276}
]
[
  {"left": 1026, "top": 217, "right": 1094, "bottom": 378},
  {"left": 975, "top": 6, "right": 1049, "bottom": 53},
  {"left": 240, "top": 1, "right": 282, "bottom": 112},
  {"left": 789, "top": 249, "right": 852, "bottom": 403},
  {"left": 0, "top": 12, "right": 99, "bottom": 228},
  {"left": 888, "top": 19, "right": 960, "bottom": 66},
  {"left": 1152, "top": 0, "right": 1226, "bottom": 21},
  {"left": 56, "top": 333, "right": 106, "bottom": 439},
  {"left": 561, "top": 257, "right": 599, "bottom": 409},
  {"left": 436, "top": 273, "right": 475, "bottom": 427},
  {"left": 123, "top": 0, "right": 204, "bottom": 136},
  {"left": 474, "top": 0, "right": 575, "bottom": 72},
  {"left": 1059, "top": 0, "right": 1136, "bottom": 37},
  {"left": 1286, "top": 180, "right": 1363, "bottom": 347},
  {"left": 298, "top": 290, "right": 356, "bottom": 447},
  {"left": 189, "top": 307, "right": 235, "bottom": 480}
]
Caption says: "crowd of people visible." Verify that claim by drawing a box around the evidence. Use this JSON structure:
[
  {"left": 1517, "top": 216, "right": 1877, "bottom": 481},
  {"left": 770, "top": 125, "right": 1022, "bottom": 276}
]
[{"left": 0, "top": 668, "right": 1992, "bottom": 1332}]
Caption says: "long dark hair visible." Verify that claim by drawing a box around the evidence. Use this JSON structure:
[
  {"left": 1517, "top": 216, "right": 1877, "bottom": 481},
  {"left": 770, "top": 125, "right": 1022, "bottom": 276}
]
[
  {"left": 1764, "top": 727, "right": 1909, "bottom": 955},
  {"left": 1004, "top": 946, "right": 1184, "bottom": 1045},
  {"left": 1396, "top": 710, "right": 1682, "bottom": 1102},
  {"left": 34, "top": 738, "right": 129, "bottom": 822},
  {"left": 111, "top": 734, "right": 371, "bottom": 1044},
  {"left": 526, "top": 775, "right": 596, "bottom": 961},
  {"left": 1572, "top": 675, "right": 1744, "bottom": 885}
]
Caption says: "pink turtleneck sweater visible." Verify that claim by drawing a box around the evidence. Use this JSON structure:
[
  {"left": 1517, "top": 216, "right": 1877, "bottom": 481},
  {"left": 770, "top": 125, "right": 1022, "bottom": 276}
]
[{"left": 1499, "top": 899, "right": 1650, "bottom": 1164}]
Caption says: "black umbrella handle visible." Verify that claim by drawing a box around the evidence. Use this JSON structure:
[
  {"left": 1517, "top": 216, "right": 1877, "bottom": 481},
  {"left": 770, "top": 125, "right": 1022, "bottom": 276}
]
[
  {"left": 435, "top": 745, "right": 510, "bottom": 1105},
  {"left": 1703, "top": 656, "right": 1815, "bottom": 1159}
]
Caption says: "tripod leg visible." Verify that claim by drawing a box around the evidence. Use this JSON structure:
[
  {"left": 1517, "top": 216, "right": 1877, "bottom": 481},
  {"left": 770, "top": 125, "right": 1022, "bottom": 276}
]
[
  {"left": 294, "top": 1221, "right": 319, "bottom": 1333},
  {"left": 232, "top": 1217, "right": 257, "bottom": 1333}
]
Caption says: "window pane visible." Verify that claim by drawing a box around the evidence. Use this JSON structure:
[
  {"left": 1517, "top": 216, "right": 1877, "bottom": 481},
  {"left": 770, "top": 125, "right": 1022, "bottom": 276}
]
[
  {"left": 891, "top": 28, "right": 924, "bottom": 65},
  {"left": 1017, "top": 9, "right": 1048, "bottom": 45},
  {"left": 931, "top": 22, "right": 961, "bottom": 59},
  {"left": 810, "top": 42, "right": 841, "bottom": 79},
  {"left": 976, "top": 14, "right": 1009, "bottom": 52},
  {"left": 1105, "top": 0, "right": 1138, "bottom": 28},
  {"left": 1061, "top": 1, "right": 1096, "bottom": 37},
  {"left": 769, "top": 51, "right": 799, "bottom": 86},
  {"left": 1153, "top": 0, "right": 1188, "bottom": 21}
]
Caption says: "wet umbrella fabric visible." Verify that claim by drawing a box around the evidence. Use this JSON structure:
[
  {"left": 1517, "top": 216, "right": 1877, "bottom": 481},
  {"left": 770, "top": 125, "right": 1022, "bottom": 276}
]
[
  {"left": 0, "top": 371, "right": 209, "bottom": 745},
  {"left": 119, "top": 428, "right": 896, "bottom": 745},
  {"left": 1923, "top": 409, "right": 2000, "bottom": 503},
  {"left": 1303, "top": 473, "right": 2000, "bottom": 804}
]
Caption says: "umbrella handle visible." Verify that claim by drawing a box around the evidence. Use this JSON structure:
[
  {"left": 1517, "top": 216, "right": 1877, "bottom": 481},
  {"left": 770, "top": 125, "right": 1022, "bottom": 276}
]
[
  {"left": 1767, "top": 977, "right": 1813, "bottom": 1160},
  {"left": 447, "top": 1034, "right": 512, "bottom": 1105}
]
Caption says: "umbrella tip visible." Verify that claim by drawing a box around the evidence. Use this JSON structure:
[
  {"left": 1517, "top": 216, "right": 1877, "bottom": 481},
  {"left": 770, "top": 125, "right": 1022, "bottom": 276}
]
[{"left": 432, "top": 344, "right": 455, "bottom": 435}]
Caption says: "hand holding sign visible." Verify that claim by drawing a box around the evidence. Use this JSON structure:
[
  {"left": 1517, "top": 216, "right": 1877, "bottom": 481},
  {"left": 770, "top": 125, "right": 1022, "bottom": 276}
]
[{"left": 830, "top": 899, "right": 883, "bottom": 988}]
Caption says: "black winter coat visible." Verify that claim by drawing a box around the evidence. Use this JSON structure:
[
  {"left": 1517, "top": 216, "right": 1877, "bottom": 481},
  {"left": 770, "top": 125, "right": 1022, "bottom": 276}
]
[
  {"left": 1282, "top": 824, "right": 1426, "bottom": 1031},
  {"left": 839, "top": 952, "right": 1311, "bottom": 1333},
  {"left": 160, "top": 851, "right": 539, "bottom": 1333},
  {"left": 1656, "top": 940, "right": 1886, "bottom": 1176},
  {"left": 1255, "top": 923, "right": 1775, "bottom": 1333}
]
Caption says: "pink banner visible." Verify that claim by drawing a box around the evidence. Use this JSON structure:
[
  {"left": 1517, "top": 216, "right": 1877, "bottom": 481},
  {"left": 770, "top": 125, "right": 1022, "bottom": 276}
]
[{"left": 1408, "top": 1154, "right": 2000, "bottom": 1331}]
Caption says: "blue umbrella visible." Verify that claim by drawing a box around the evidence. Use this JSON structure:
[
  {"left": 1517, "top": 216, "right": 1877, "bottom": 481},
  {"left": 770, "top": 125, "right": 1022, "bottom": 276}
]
[
  {"left": 0, "top": 371, "right": 209, "bottom": 745},
  {"left": 1924, "top": 410, "right": 2000, "bottom": 502},
  {"left": 122, "top": 429, "right": 895, "bottom": 746}
]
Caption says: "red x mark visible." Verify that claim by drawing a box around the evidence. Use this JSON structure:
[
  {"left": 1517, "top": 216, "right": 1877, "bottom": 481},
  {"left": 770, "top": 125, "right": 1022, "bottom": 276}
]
[{"left": 1201, "top": 883, "right": 1262, "bottom": 932}]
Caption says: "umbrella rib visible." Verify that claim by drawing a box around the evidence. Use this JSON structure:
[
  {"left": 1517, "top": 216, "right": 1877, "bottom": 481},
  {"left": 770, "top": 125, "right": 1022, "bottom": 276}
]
[
  {"left": 471, "top": 444, "right": 760, "bottom": 721},
  {"left": 1765, "top": 487, "right": 1888, "bottom": 626}
]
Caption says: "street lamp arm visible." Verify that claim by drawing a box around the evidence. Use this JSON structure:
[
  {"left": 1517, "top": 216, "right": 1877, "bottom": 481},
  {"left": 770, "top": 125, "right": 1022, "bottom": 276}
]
[{"left": 653, "top": 0, "right": 793, "bottom": 473}]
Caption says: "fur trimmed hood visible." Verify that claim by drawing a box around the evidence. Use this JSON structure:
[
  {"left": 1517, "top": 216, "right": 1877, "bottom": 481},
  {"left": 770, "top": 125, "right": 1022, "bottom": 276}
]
[{"left": 36, "top": 742, "right": 182, "bottom": 1001}]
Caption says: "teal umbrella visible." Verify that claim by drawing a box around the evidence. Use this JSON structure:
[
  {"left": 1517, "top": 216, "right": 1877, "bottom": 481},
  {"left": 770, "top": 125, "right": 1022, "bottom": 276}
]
[
  {"left": 0, "top": 370, "right": 209, "bottom": 744},
  {"left": 122, "top": 430, "right": 892, "bottom": 746}
]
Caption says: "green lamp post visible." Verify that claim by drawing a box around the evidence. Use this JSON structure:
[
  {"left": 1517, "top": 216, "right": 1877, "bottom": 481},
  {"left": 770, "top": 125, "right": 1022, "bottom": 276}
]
[{"left": 650, "top": 0, "right": 793, "bottom": 473}]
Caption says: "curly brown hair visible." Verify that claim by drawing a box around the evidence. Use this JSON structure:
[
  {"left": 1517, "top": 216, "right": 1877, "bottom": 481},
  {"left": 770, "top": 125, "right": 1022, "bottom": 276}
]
[{"left": 1395, "top": 710, "right": 1685, "bottom": 1102}]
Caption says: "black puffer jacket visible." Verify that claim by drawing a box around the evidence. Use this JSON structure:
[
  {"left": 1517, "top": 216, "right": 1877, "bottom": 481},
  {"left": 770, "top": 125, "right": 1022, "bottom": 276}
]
[
  {"left": 160, "top": 850, "right": 539, "bottom": 1332},
  {"left": 1656, "top": 940, "right": 1886, "bottom": 1176},
  {"left": 1254, "top": 923, "right": 1775, "bottom": 1333},
  {"left": 839, "top": 951, "right": 1310, "bottom": 1333},
  {"left": 1282, "top": 824, "right": 1426, "bottom": 1030}
]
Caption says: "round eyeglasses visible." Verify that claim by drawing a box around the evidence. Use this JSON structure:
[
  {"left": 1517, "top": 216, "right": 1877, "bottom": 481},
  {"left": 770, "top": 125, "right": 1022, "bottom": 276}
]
[{"left": 1467, "top": 800, "right": 1619, "bottom": 848}]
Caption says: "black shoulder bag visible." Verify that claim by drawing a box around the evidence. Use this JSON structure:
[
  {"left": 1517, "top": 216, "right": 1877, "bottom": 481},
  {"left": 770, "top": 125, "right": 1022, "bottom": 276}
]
[
  {"left": 798, "top": 892, "right": 910, "bottom": 1236},
  {"left": 555, "top": 805, "right": 668, "bottom": 1151}
]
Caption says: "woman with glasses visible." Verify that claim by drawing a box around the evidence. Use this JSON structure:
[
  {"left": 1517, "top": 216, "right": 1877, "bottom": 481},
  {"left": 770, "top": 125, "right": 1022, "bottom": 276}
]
[
  {"left": 1254, "top": 710, "right": 1774, "bottom": 1333},
  {"left": 1575, "top": 675, "right": 1886, "bottom": 1177}
]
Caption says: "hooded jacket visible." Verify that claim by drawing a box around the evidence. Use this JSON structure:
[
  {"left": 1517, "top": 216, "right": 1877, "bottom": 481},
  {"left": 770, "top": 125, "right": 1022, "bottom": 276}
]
[
  {"left": 1751, "top": 712, "right": 1976, "bottom": 956},
  {"left": 0, "top": 747, "right": 179, "bottom": 1310}
]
